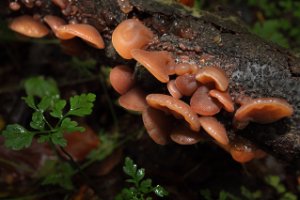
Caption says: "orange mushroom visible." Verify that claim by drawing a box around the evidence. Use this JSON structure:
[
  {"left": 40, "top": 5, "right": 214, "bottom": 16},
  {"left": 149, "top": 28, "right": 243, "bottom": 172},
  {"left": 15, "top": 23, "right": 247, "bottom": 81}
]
[
  {"left": 209, "top": 89, "right": 234, "bottom": 112},
  {"left": 9, "top": 2, "right": 21, "bottom": 11},
  {"left": 170, "top": 123, "right": 203, "bottom": 145},
  {"left": 9, "top": 15, "right": 49, "bottom": 38},
  {"left": 142, "top": 107, "right": 172, "bottom": 145},
  {"left": 55, "top": 24, "right": 105, "bottom": 49},
  {"left": 199, "top": 116, "right": 229, "bottom": 145},
  {"left": 146, "top": 94, "right": 200, "bottom": 131},
  {"left": 43, "top": 15, "right": 66, "bottom": 37},
  {"left": 190, "top": 86, "right": 222, "bottom": 116},
  {"left": 110, "top": 65, "right": 135, "bottom": 95},
  {"left": 51, "top": 0, "right": 68, "bottom": 9},
  {"left": 118, "top": 87, "right": 147, "bottom": 112},
  {"left": 195, "top": 66, "right": 229, "bottom": 91},
  {"left": 112, "top": 19, "right": 154, "bottom": 59},
  {"left": 175, "top": 63, "right": 198, "bottom": 75},
  {"left": 175, "top": 74, "right": 198, "bottom": 96},
  {"left": 234, "top": 97, "right": 294, "bottom": 129},
  {"left": 167, "top": 80, "right": 183, "bottom": 99},
  {"left": 131, "top": 49, "right": 174, "bottom": 83}
]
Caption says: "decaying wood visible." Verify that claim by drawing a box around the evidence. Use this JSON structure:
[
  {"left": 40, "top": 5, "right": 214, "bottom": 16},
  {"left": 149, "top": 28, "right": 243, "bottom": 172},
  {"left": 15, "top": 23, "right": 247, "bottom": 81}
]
[{"left": 2, "top": 0, "right": 300, "bottom": 167}]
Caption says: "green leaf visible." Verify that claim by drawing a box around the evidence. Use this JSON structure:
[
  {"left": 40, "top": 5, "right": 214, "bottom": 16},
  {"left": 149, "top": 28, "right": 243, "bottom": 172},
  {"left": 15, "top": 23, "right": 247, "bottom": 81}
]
[
  {"left": 50, "top": 99, "right": 66, "bottom": 119},
  {"left": 280, "top": 192, "right": 298, "bottom": 200},
  {"left": 140, "top": 179, "right": 153, "bottom": 193},
  {"left": 22, "top": 95, "right": 37, "bottom": 110},
  {"left": 24, "top": 76, "right": 59, "bottom": 98},
  {"left": 153, "top": 185, "right": 168, "bottom": 197},
  {"left": 60, "top": 118, "right": 85, "bottom": 133},
  {"left": 136, "top": 168, "right": 145, "bottom": 182},
  {"left": 265, "top": 176, "right": 286, "bottom": 194},
  {"left": 68, "top": 93, "right": 96, "bottom": 117},
  {"left": 42, "top": 162, "right": 74, "bottom": 190},
  {"left": 200, "top": 189, "right": 213, "bottom": 200},
  {"left": 37, "top": 96, "right": 52, "bottom": 111},
  {"left": 50, "top": 131, "right": 67, "bottom": 147},
  {"left": 2, "top": 124, "right": 34, "bottom": 150},
  {"left": 30, "top": 111, "right": 45, "bottom": 130},
  {"left": 218, "top": 190, "right": 229, "bottom": 200},
  {"left": 123, "top": 157, "right": 137, "bottom": 177},
  {"left": 37, "top": 134, "right": 51, "bottom": 144}
]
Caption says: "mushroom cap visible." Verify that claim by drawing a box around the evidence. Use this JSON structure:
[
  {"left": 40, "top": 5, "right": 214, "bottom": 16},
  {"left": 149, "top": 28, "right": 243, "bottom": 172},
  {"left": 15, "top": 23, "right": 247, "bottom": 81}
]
[
  {"left": 51, "top": 0, "right": 68, "bottom": 9},
  {"left": 209, "top": 89, "right": 234, "bottom": 112},
  {"left": 112, "top": 19, "right": 154, "bottom": 59},
  {"left": 131, "top": 49, "right": 173, "bottom": 83},
  {"left": 55, "top": 24, "right": 105, "bottom": 49},
  {"left": 195, "top": 66, "right": 229, "bottom": 91},
  {"left": 175, "top": 74, "right": 198, "bottom": 96},
  {"left": 43, "top": 15, "right": 66, "bottom": 37},
  {"left": 175, "top": 63, "right": 198, "bottom": 75},
  {"left": 9, "top": 2, "right": 21, "bottom": 11},
  {"left": 190, "top": 86, "right": 222, "bottom": 116},
  {"left": 142, "top": 107, "right": 171, "bottom": 145},
  {"left": 199, "top": 116, "right": 229, "bottom": 145},
  {"left": 167, "top": 80, "right": 183, "bottom": 99},
  {"left": 234, "top": 97, "right": 294, "bottom": 129},
  {"left": 9, "top": 15, "right": 49, "bottom": 38},
  {"left": 146, "top": 94, "right": 200, "bottom": 131},
  {"left": 170, "top": 123, "right": 203, "bottom": 145},
  {"left": 118, "top": 87, "right": 147, "bottom": 112},
  {"left": 110, "top": 65, "right": 135, "bottom": 95},
  {"left": 230, "top": 148, "right": 256, "bottom": 163}
]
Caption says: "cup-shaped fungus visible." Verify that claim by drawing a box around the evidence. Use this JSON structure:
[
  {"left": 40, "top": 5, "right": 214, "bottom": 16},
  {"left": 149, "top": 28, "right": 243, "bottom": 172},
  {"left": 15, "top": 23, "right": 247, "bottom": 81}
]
[
  {"left": 142, "top": 107, "right": 172, "bottom": 145},
  {"left": 175, "top": 74, "right": 198, "bottom": 96},
  {"left": 55, "top": 24, "right": 105, "bottom": 49},
  {"left": 199, "top": 116, "right": 229, "bottom": 145},
  {"left": 190, "top": 86, "right": 222, "bottom": 116},
  {"left": 112, "top": 19, "right": 154, "bottom": 59},
  {"left": 131, "top": 49, "right": 174, "bottom": 83},
  {"left": 234, "top": 97, "right": 294, "bottom": 129},
  {"left": 209, "top": 89, "right": 234, "bottom": 112},
  {"left": 110, "top": 65, "right": 135, "bottom": 95},
  {"left": 9, "top": 15, "right": 49, "bottom": 38},
  {"left": 118, "top": 87, "right": 148, "bottom": 112},
  {"left": 43, "top": 15, "right": 66, "bottom": 37},
  {"left": 167, "top": 80, "right": 183, "bottom": 99},
  {"left": 146, "top": 94, "right": 200, "bottom": 131},
  {"left": 195, "top": 66, "right": 229, "bottom": 91},
  {"left": 175, "top": 63, "right": 198, "bottom": 75},
  {"left": 170, "top": 123, "right": 203, "bottom": 145}
]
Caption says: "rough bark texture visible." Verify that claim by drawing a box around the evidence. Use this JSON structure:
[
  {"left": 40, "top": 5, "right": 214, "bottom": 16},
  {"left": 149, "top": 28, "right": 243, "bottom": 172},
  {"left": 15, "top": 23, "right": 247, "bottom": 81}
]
[{"left": 2, "top": 0, "right": 300, "bottom": 167}]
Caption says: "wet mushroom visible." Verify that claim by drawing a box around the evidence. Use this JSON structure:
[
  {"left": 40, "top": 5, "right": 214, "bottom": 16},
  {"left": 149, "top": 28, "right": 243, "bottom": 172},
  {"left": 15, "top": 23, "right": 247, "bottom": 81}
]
[
  {"left": 199, "top": 116, "right": 229, "bottom": 145},
  {"left": 109, "top": 65, "right": 135, "bottom": 95},
  {"left": 43, "top": 15, "right": 66, "bottom": 37},
  {"left": 9, "top": 15, "right": 49, "bottom": 38},
  {"left": 195, "top": 66, "right": 229, "bottom": 91},
  {"left": 175, "top": 74, "right": 198, "bottom": 96},
  {"left": 131, "top": 49, "right": 174, "bottom": 83},
  {"left": 55, "top": 24, "right": 105, "bottom": 49},
  {"left": 209, "top": 89, "right": 234, "bottom": 112},
  {"left": 146, "top": 94, "right": 200, "bottom": 131},
  {"left": 118, "top": 87, "right": 148, "bottom": 112},
  {"left": 112, "top": 19, "right": 154, "bottom": 59},
  {"left": 167, "top": 80, "right": 183, "bottom": 99},
  {"left": 170, "top": 123, "right": 203, "bottom": 145},
  {"left": 234, "top": 97, "right": 294, "bottom": 129},
  {"left": 9, "top": 2, "right": 21, "bottom": 11},
  {"left": 51, "top": 0, "right": 68, "bottom": 9}
]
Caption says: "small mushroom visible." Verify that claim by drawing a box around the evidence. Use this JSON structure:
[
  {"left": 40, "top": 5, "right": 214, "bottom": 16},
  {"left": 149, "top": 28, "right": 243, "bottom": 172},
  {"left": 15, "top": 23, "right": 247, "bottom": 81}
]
[
  {"left": 199, "top": 116, "right": 229, "bottom": 145},
  {"left": 175, "top": 74, "right": 198, "bottom": 96},
  {"left": 118, "top": 87, "right": 147, "bottom": 112},
  {"left": 109, "top": 65, "right": 135, "bottom": 95},
  {"left": 43, "top": 15, "right": 66, "bottom": 38},
  {"left": 112, "top": 19, "right": 154, "bottom": 59},
  {"left": 234, "top": 97, "right": 294, "bottom": 129},
  {"left": 170, "top": 123, "right": 203, "bottom": 145},
  {"left": 209, "top": 89, "right": 234, "bottom": 112},
  {"left": 131, "top": 49, "right": 174, "bottom": 83},
  {"left": 195, "top": 66, "right": 229, "bottom": 91},
  {"left": 146, "top": 94, "right": 200, "bottom": 131},
  {"left": 9, "top": 15, "right": 49, "bottom": 38},
  {"left": 175, "top": 63, "right": 198, "bottom": 75},
  {"left": 167, "top": 80, "right": 183, "bottom": 99},
  {"left": 190, "top": 86, "right": 222, "bottom": 116},
  {"left": 55, "top": 24, "right": 105, "bottom": 49},
  {"left": 51, "top": 0, "right": 68, "bottom": 9},
  {"left": 9, "top": 2, "right": 21, "bottom": 11},
  {"left": 142, "top": 107, "right": 172, "bottom": 145}
]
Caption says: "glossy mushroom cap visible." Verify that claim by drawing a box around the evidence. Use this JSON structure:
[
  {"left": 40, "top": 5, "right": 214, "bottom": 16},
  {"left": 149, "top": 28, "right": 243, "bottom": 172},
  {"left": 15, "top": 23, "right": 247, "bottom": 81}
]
[
  {"left": 112, "top": 19, "right": 154, "bottom": 59},
  {"left": 142, "top": 107, "right": 171, "bottom": 145},
  {"left": 167, "top": 80, "right": 183, "bottom": 99},
  {"left": 146, "top": 94, "right": 200, "bottom": 131},
  {"left": 234, "top": 97, "right": 294, "bottom": 129},
  {"left": 175, "top": 63, "right": 198, "bottom": 75},
  {"left": 43, "top": 15, "right": 66, "bottom": 37},
  {"left": 9, "top": 15, "right": 49, "bottom": 38},
  {"left": 170, "top": 123, "right": 203, "bottom": 145},
  {"left": 195, "top": 66, "right": 229, "bottom": 91},
  {"left": 55, "top": 24, "right": 105, "bottom": 49},
  {"left": 9, "top": 2, "right": 21, "bottom": 11},
  {"left": 51, "top": 0, "right": 68, "bottom": 9},
  {"left": 131, "top": 49, "right": 173, "bottom": 83},
  {"left": 190, "top": 86, "right": 221, "bottom": 116},
  {"left": 175, "top": 74, "right": 198, "bottom": 96},
  {"left": 110, "top": 65, "right": 135, "bottom": 95},
  {"left": 199, "top": 116, "right": 229, "bottom": 145},
  {"left": 118, "top": 87, "right": 148, "bottom": 112},
  {"left": 209, "top": 89, "right": 234, "bottom": 112}
]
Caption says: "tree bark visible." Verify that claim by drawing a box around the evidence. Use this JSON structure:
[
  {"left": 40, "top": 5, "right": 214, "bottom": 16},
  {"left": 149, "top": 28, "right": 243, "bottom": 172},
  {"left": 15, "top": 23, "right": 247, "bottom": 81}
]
[{"left": 2, "top": 0, "right": 300, "bottom": 167}]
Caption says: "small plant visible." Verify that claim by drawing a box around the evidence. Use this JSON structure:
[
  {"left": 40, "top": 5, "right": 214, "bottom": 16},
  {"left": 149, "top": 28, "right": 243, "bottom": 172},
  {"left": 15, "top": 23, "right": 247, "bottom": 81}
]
[
  {"left": 115, "top": 157, "right": 168, "bottom": 200},
  {"left": 265, "top": 176, "right": 298, "bottom": 200}
]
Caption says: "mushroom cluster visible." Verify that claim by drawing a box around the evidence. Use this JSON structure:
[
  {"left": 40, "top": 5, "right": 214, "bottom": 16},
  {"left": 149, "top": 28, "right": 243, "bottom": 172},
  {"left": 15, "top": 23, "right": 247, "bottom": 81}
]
[{"left": 109, "top": 19, "right": 294, "bottom": 163}]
